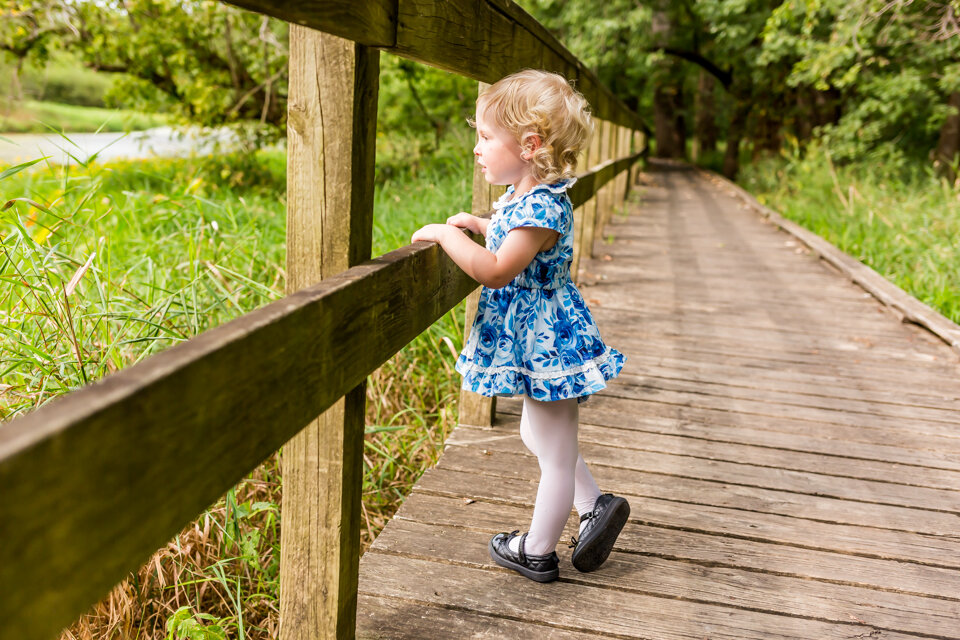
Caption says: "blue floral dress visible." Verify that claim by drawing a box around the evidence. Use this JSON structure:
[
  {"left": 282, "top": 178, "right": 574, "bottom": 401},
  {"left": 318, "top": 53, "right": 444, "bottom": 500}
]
[{"left": 455, "top": 179, "right": 625, "bottom": 402}]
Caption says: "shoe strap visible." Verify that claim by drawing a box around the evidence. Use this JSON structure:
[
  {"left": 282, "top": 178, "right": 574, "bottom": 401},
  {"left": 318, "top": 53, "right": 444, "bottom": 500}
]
[
  {"left": 579, "top": 511, "right": 593, "bottom": 523},
  {"left": 517, "top": 531, "right": 528, "bottom": 563}
]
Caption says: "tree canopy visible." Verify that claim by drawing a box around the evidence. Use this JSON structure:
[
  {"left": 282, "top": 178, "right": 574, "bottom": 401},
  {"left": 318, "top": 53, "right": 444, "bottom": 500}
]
[{"left": 3, "top": 0, "right": 958, "bottom": 177}]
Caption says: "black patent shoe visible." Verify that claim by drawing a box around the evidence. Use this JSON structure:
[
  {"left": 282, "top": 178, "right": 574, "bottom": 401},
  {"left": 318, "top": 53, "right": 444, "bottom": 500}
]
[
  {"left": 570, "top": 494, "right": 630, "bottom": 572},
  {"left": 488, "top": 530, "right": 559, "bottom": 583}
]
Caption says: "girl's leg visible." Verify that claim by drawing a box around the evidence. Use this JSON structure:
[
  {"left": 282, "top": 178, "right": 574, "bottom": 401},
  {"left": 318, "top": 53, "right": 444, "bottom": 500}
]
[
  {"left": 520, "top": 397, "right": 602, "bottom": 519},
  {"left": 517, "top": 396, "right": 599, "bottom": 556}
]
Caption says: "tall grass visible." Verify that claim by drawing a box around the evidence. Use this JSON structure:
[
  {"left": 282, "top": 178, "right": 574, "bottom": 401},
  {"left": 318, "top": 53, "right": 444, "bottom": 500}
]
[
  {"left": 739, "top": 143, "right": 960, "bottom": 324},
  {"left": 1, "top": 135, "right": 472, "bottom": 637}
]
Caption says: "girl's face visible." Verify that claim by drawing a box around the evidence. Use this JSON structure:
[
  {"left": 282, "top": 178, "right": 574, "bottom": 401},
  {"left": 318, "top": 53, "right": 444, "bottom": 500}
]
[{"left": 474, "top": 111, "right": 531, "bottom": 188}]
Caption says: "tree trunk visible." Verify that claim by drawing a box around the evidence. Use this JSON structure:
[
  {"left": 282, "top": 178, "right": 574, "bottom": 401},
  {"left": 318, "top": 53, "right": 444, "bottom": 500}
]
[
  {"left": 11, "top": 58, "right": 25, "bottom": 102},
  {"left": 695, "top": 70, "right": 717, "bottom": 155},
  {"left": 934, "top": 91, "right": 960, "bottom": 181},
  {"left": 813, "top": 89, "right": 842, "bottom": 128},
  {"left": 723, "top": 104, "right": 751, "bottom": 180},
  {"left": 796, "top": 91, "right": 813, "bottom": 141},
  {"left": 653, "top": 81, "right": 686, "bottom": 158}
]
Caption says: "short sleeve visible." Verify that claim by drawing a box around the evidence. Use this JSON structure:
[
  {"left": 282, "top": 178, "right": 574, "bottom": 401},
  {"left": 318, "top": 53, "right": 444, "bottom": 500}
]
[{"left": 506, "top": 192, "right": 567, "bottom": 235}]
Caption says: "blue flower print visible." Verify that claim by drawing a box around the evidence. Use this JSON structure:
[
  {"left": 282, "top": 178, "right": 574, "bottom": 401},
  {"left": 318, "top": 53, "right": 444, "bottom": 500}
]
[
  {"left": 553, "top": 317, "right": 576, "bottom": 349},
  {"left": 456, "top": 179, "right": 625, "bottom": 403}
]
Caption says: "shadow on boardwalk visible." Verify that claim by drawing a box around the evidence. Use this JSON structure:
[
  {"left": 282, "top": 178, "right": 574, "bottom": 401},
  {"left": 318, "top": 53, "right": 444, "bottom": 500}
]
[{"left": 356, "top": 162, "right": 960, "bottom": 639}]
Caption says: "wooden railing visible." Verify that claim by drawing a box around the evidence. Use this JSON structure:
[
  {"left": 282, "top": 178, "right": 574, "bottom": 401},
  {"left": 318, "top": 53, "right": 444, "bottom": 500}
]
[{"left": 0, "top": 2, "right": 646, "bottom": 639}]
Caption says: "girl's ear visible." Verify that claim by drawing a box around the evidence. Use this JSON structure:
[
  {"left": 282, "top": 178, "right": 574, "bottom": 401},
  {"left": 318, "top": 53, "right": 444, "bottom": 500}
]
[{"left": 520, "top": 132, "right": 542, "bottom": 160}]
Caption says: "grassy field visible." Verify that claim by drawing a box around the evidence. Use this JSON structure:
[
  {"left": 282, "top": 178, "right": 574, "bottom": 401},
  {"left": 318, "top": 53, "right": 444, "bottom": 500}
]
[
  {"left": 1, "top": 99, "right": 168, "bottom": 134},
  {"left": 1, "top": 142, "right": 472, "bottom": 637},
  {"left": 739, "top": 145, "right": 960, "bottom": 325}
]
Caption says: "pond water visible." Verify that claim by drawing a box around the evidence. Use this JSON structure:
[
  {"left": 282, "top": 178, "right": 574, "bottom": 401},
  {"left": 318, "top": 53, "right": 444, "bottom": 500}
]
[{"left": 0, "top": 126, "right": 237, "bottom": 166}]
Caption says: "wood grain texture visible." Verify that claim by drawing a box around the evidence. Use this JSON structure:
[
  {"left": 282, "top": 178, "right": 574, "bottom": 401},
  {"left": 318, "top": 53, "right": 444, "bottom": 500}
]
[
  {"left": 391, "top": 1, "right": 641, "bottom": 129},
  {"left": 357, "top": 162, "right": 960, "bottom": 639},
  {"left": 576, "top": 121, "right": 603, "bottom": 264},
  {"left": 358, "top": 553, "right": 930, "bottom": 640},
  {"left": 0, "top": 233, "right": 484, "bottom": 640},
  {"left": 368, "top": 519, "right": 960, "bottom": 638},
  {"left": 224, "top": 1, "right": 645, "bottom": 129},
  {"left": 700, "top": 166, "right": 960, "bottom": 356},
  {"left": 393, "top": 492, "right": 960, "bottom": 600},
  {"left": 280, "top": 28, "right": 378, "bottom": 640},
  {"left": 223, "top": 0, "right": 397, "bottom": 47}
]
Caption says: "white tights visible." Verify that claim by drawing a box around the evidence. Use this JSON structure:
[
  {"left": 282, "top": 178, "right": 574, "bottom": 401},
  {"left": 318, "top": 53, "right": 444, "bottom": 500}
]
[{"left": 515, "top": 396, "right": 602, "bottom": 556}]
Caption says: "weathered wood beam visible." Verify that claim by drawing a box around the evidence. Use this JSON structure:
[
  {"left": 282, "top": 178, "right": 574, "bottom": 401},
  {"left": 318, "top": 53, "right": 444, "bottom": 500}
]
[
  {"left": 223, "top": 0, "right": 644, "bottom": 130},
  {"left": 223, "top": 0, "right": 398, "bottom": 47},
  {"left": 280, "top": 27, "right": 379, "bottom": 639},
  {"left": 0, "top": 240, "right": 480, "bottom": 640}
]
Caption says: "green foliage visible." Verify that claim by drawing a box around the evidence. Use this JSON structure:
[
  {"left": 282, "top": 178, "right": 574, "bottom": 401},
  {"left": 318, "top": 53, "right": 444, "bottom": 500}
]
[
  {"left": 0, "top": 1, "right": 73, "bottom": 74},
  {"left": 0, "top": 148, "right": 286, "bottom": 418},
  {"left": 759, "top": 0, "right": 960, "bottom": 162},
  {"left": 520, "top": 0, "right": 655, "bottom": 111},
  {"left": 70, "top": 1, "right": 287, "bottom": 141},
  {"left": 741, "top": 143, "right": 960, "bottom": 324},
  {"left": 374, "top": 54, "right": 477, "bottom": 183},
  {"left": 166, "top": 607, "right": 228, "bottom": 640}
]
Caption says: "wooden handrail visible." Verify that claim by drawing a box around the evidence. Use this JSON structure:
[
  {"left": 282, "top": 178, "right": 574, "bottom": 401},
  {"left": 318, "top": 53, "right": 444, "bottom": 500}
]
[
  {"left": 224, "top": 0, "right": 644, "bottom": 131},
  {"left": 1, "top": 3, "right": 648, "bottom": 638},
  {"left": 0, "top": 150, "right": 642, "bottom": 639}
]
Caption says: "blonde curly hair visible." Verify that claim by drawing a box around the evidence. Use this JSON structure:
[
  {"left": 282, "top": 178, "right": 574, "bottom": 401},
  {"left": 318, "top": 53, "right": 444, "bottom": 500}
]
[{"left": 475, "top": 69, "right": 593, "bottom": 184}]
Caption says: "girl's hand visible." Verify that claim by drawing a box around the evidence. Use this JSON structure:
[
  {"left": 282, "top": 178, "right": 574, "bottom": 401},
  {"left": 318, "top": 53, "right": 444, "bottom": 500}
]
[
  {"left": 446, "top": 212, "right": 489, "bottom": 237},
  {"left": 411, "top": 223, "right": 453, "bottom": 244}
]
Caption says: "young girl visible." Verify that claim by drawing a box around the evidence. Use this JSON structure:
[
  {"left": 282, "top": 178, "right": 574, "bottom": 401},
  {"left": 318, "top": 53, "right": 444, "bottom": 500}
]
[{"left": 411, "top": 70, "right": 629, "bottom": 583}]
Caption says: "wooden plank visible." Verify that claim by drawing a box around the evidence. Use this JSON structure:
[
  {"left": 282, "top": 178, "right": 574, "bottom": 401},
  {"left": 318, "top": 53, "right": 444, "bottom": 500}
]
[
  {"left": 0, "top": 236, "right": 482, "bottom": 640},
  {"left": 496, "top": 397, "right": 960, "bottom": 473},
  {"left": 396, "top": 492, "right": 960, "bottom": 600},
  {"left": 224, "top": 1, "right": 644, "bottom": 129},
  {"left": 358, "top": 552, "right": 927, "bottom": 640},
  {"left": 589, "top": 307, "right": 951, "bottom": 355},
  {"left": 576, "top": 116, "right": 603, "bottom": 264},
  {"left": 356, "top": 593, "right": 605, "bottom": 639},
  {"left": 371, "top": 519, "right": 960, "bottom": 639},
  {"left": 223, "top": 0, "right": 397, "bottom": 47},
  {"left": 553, "top": 395, "right": 960, "bottom": 464},
  {"left": 568, "top": 151, "right": 643, "bottom": 210},
  {"left": 700, "top": 167, "right": 960, "bottom": 356},
  {"left": 585, "top": 379, "right": 960, "bottom": 441},
  {"left": 613, "top": 354, "right": 960, "bottom": 411},
  {"left": 414, "top": 466, "right": 960, "bottom": 568},
  {"left": 591, "top": 332, "right": 960, "bottom": 384},
  {"left": 390, "top": 0, "right": 642, "bottom": 129},
  {"left": 437, "top": 441, "right": 960, "bottom": 533},
  {"left": 607, "top": 376, "right": 960, "bottom": 426},
  {"left": 600, "top": 321, "right": 953, "bottom": 364},
  {"left": 280, "top": 28, "right": 378, "bottom": 640},
  {"left": 453, "top": 419, "right": 960, "bottom": 493}
]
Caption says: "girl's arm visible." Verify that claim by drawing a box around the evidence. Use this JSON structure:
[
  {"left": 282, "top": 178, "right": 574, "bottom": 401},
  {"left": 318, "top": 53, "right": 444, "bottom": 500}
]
[
  {"left": 411, "top": 223, "right": 556, "bottom": 289},
  {"left": 446, "top": 212, "right": 490, "bottom": 237}
]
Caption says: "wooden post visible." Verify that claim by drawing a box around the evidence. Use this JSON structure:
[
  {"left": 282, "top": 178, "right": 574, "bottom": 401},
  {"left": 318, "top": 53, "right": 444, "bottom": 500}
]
[
  {"left": 573, "top": 117, "right": 600, "bottom": 274},
  {"left": 280, "top": 26, "right": 379, "bottom": 640},
  {"left": 593, "top": 119, "right": 613, "bottom": 245},
  {"left": 617, "top": 127, "right": 630, "bottom": 210},
  {"left": 459, "top": 82, "right": 500, "bottom": 428},
  {"left": 630, "top": 129, "right": 643, "bottom": 189}
]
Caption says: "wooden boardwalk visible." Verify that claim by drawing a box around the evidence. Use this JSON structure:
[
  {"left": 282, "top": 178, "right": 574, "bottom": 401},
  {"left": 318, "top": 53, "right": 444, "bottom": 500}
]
[{"left": 355, "top": 163, "right": 960, "bottom": 639}]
